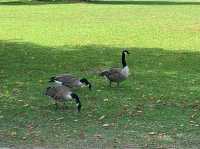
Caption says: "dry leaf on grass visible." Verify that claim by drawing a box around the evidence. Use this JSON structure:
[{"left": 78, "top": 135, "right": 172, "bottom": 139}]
[
  {"left": 11, "top": 131, "right": 17, "bottom": 137},
  {"left": 148, "top": 132, "right": 157, "bottom": 135},
  {"left": 103, "top": 98, "right": 109, "bottom": 102},
  {"left": 56, "top": 117, "right": 64, "bottom": 121},
  {"left": 23, "top": 104, "right": 29, "bottom": 107},
  {"left": 79, "top": 130, "right": 85, "bottom": 139},
  {"left": 103, "top": 123, "right": 110, "bottom": 127},
  {"left": 99, "top": 115, "right": 105, "bottom": 120},
  {"left": 94, "top": 134, "right": 103, "bottom": 139}
]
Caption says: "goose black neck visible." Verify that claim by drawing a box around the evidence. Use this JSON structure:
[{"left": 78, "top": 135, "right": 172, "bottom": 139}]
[
  {"left": 71, "top": 93, "right": 81, "bottom": 112},
  {"left": 88, "top": 83, "right": 92, "bottom": 90},
  {"left": 122, "top": 51, "right": 127, "bottom": 68},
  {"left": 80, "top": 78, "right": 92, "bottom": 90}
]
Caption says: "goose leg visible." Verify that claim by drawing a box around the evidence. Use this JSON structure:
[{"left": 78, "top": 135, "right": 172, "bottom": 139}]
[
  {"left": 109, "top": 81, "right": 112, "bottom": 87},
  {"left": 63, "top": 102, "right": 68, "bottom": 110},
  {"left": 117, "top": 82, "right": 119, "bottom": 87},
  {"left": 55, "top": 102, "right": 58, "bottom": 110}
]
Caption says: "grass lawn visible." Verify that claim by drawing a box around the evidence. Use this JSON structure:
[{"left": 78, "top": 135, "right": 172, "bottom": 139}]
[{"left": 0, "top": 0, "right": 200, "bottom": 148}]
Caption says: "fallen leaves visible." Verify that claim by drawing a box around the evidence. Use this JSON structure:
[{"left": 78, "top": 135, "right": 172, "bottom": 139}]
[
  {"left": 102, "top": 123, "right": 110, "bottom": 127},
  {"left": 148, "top": 132, "right": 174, "bottom": 142},
  {"left": 136, "top": 110, "right": 143, "bottom": 113},
  {"left": 27, "top": 124, "right": 34, "bottom": 132},
  {"left": 102, "top": 123, "right": 115, "bottom": 128},
  {"left": 124, "top": 124, "right": 129, "bottom": 129},
  {"left": 56, "top": 117, "right": 64, "bottom": 121},
  {"left": 103, "top": 98, "right": 109, "bottom": 102},
  {"left": 190, "top": 112, "right": 199, "bottom": 120},
  {"left": 23, "top": 104, "right": 29, "bottom": 107},
  {"left": 98, "top": 115, "right": 105, "bottom": 121},
  {"left": 79, "top": 130, "right": 85, "bottom": 140},
  {"left": 148, "top": 132, "right": 157, "bottom": 135},
  {"left": 54, "top": 123, "right": 60, "bottom": 126},
  {"left": 94, "top": 134, "right": 103, "bottom": 139},
  {"left": 11, "top": 131, "right": 17, "bottom": 137},
  {"left": 38, "top": 80, "right": 43, "bottom": 83},
  {"left": 189, "top": 120, "right": 199, "bottom": 127},
  {"left": 15, "top": 81, "right": 24, "bottom": 86}
]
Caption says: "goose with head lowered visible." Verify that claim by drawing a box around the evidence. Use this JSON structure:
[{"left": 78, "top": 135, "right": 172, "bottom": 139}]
[
  {"left": 100, "top": 50, "right": 130, "bottom": 87},
  {"left": 49, "top": 74, "right": 92, "bottom": 90},
  {"left": 45, "top": 85, "right": 81, "bottom": 112}
]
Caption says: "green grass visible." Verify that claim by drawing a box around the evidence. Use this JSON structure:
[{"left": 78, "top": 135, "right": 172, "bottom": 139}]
[{"left": 0, "top": 0, "right": 200, "bottom": 148}]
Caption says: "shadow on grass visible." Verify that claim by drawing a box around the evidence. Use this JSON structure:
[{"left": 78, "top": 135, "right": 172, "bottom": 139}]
[
  {"left": 0, "top": 0, "right": 82, "bottom": 6},
  {"left": 1, "top": 0, "right": 200, "bottom": 5},
  {"left": 1, "top": 39, "right": 200, "bottom": 100},
  {"left": 1, "top": 40, "right": 200, "bottom": 146},
  {"left": 1, "top": 39, "right": 200, "bottom": 80},
  {"left": 89, "top": 0, "right": 200, "bottom": 5}
]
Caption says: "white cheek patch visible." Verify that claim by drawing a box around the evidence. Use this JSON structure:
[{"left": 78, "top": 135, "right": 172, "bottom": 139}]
[
  {"left": 55, "top": 80, "right": 62, "bottom": 85},
  {"left": 121, "top": 66, "right": 129, "bottom": 77},
  {"left": 78, "top": 81, "right": 84, "bottom": 87},
  {"left": 65, "top": 94, "right": 72, "bottom": 99}
]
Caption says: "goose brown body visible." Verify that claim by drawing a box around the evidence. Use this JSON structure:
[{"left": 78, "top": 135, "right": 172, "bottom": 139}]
[
  {"left": 101, "top": 67, "right": 128, "bottom": 82},
  {"left": 45, "top": 85, "right": 81, "bottom": 112},
  {"left": 45, "top": 85, "right": 72, "bottom": 102},
  {"left": 49, "top": 74, "right": 91, "bottom": 90},
  {"left": 100, "top": 50, "right": 130, "bottom": 86}
]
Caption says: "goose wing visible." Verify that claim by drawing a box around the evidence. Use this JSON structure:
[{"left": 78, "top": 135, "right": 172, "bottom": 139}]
[
  {"left": 54, "top": 74, "right": 76, "bottom": 82},
  {"left": 46, "top": 86, "right": 71, "bottom": 101},
  {"left": 106, "top": 68, "right": 124, "bottom": 81},
  {"left": 45, "top": 86, "right": 57, "bottom": 98},
  {"left": 52, "top": 74, "right": 79, "bottom": 87}
]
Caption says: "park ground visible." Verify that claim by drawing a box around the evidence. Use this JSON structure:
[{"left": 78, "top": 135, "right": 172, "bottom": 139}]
[{"left": 0, "top": 0, "right": 200, "bottom": 148}]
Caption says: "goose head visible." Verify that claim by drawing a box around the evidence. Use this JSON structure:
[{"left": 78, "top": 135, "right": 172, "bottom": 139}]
[
  {"left": 71, "top": 93, "right": 81, "bottom": 112},
  {"left": 123, "top": 49, "right": 130, "bottom": 55},
  {"left": 80, "top": 78, "right": 92, "bottom": 90}
]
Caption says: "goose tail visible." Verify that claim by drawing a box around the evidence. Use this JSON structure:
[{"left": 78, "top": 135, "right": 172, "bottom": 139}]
[
  {"left": 45, "top": 86, "right": 51, "bottom": 96},
  {"left": 99, "top": 70, "right": 109, "bottom": 77}
]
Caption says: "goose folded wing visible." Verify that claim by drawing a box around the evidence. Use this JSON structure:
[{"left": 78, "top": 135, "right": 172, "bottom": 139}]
[
  {"left": 55, "top": 74, "right": 76, "bottom": 83},
  {"left": 107, "top": 68, "right": 123, "bottom": 80},
  {"left": 53, "top": 86, "right": 68, "bottom": 100}
]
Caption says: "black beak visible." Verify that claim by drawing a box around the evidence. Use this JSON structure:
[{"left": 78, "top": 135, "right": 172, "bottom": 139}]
[
  {"left": 88, "top": 83, "right": 92, "bottom": 90},
  {"left": 71, "top": 93, "right": 81, "bottom": 112},
  {"left": 123, "top": 50, "right": 130, "bottom": 54}
]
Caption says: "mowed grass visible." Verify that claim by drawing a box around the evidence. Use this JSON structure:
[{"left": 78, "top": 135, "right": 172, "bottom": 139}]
[{"left": 0, "top": 0, "right": 200, "bottom": 148}]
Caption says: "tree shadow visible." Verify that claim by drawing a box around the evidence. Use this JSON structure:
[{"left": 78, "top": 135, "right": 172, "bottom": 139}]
[
  {"left": 89, "top": 0, "right": 200, "bottom": 5},
  {"left": 1, "top": 40, "right": 200, "bottom": 101},
  {"left": 1, "top": 40, "right": 200, "bottom": 146},
  {"left": 1, "top": 39, "right": 200, "bottom": 81},
  {"left": 1, "top": 0, "right": 200, "bottom": 6},
  {"left": 0, "top": 0, "right": 81, "bottom": 6}
]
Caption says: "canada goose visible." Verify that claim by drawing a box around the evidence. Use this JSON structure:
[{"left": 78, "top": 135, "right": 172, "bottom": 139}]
[
  {"left": 49, "top": 74, "right": 92, "bottom": 90},
  {"left": 45, "top": 85, "right": 81, "bottom": 112},
  {"left": 100, "top": 50, "right": 130, "bottom": 87}
]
